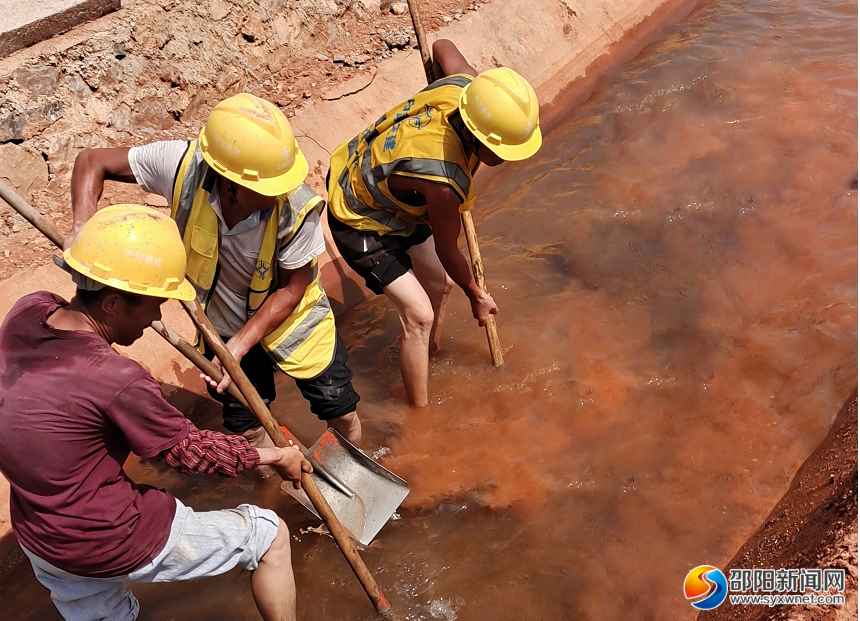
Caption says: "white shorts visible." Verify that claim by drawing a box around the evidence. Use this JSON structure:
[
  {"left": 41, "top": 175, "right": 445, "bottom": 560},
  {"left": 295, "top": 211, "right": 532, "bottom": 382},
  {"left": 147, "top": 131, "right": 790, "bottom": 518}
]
[{"left": 21, "top": 498, "right": 280, "bottom": 621}]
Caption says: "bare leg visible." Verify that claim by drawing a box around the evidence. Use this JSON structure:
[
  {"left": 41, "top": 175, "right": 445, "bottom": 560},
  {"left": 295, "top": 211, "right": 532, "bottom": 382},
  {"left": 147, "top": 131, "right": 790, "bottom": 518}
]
[
  {"left": 327, "top": 410, "right": 362, "bottom": 445},
  {"left": 251, "top": 519, "right": 296, "bottom": 621},
  {"left": 383, "top": 271, "right": 434, "bottom": 406},
  {"left": 408, "top": 236, "right": 455, "bottom": 355}
]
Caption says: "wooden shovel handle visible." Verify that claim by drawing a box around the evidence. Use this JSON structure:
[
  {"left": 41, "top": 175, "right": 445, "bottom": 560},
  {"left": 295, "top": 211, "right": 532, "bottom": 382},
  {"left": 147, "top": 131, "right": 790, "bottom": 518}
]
[
  {"left": 406, "top": 0, "right": 504, "bottom": 367},
  {"left": 180, "top": 300, "right": 398, "bottom": 620},
  {"left": 461, "top": 211, "right": 504, "bottom": 366}
]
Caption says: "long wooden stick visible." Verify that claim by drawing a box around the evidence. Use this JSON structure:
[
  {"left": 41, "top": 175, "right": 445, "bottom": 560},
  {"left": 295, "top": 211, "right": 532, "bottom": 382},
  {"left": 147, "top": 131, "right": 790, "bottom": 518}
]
[
  {"left": 405, "top": 0, "right": 504, "bottom": 367},
  {"left": 180, "top": 300, "right": 398, "bottom": 620},
  {"left": 0, "top": 178, "right": 64, "bottom": 247}
]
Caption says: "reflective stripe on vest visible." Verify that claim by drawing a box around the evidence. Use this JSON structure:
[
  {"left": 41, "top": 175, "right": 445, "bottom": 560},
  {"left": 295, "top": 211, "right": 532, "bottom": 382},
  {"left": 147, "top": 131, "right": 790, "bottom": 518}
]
[
  {"left": 328, "top": 74, "right": 479, "bottom": 236},
  {"left": 171, "top": 141, "right": 337, "bottom": 379}
]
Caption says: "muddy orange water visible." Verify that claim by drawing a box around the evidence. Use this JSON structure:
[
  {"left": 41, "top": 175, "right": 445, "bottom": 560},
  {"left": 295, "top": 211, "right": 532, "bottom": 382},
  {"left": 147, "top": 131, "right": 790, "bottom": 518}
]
[{"left": 3, "top": 0, "right": 857, "bottom": 618}]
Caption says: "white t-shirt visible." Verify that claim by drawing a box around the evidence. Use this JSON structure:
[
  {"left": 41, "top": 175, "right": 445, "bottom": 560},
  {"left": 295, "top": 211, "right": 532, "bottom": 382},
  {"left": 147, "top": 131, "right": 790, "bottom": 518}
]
[{"left": 128, "top": 140, "right": 326, "bottom": 337}]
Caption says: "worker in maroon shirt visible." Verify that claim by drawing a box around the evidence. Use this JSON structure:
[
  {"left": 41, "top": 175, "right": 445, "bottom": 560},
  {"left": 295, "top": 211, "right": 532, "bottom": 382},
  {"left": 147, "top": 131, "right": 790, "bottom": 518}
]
[{"left": 0, "top": 205, "right": 311, "bottom": 621}]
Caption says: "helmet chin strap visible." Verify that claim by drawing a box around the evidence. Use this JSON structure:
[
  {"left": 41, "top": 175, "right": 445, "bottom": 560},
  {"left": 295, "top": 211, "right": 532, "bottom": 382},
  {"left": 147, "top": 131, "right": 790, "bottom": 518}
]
[
  {"left": 53, "top": 255, "right": 105, "bottom": 291},
  {"left": 449, "top": 111, "right": 479, "bottom": 157}
]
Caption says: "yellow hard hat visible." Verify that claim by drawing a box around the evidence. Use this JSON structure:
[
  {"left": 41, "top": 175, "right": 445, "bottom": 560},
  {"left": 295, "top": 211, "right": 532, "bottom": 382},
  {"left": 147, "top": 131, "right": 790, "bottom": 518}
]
[
  {"left": 62, "top": 204, "right": 196, "bottom": 301},
  {"left": 198, "top": 93, "right": 309, "bottom": 197},
  {"left": 459, "top": 68, "right": 542, "bottom": 161}
]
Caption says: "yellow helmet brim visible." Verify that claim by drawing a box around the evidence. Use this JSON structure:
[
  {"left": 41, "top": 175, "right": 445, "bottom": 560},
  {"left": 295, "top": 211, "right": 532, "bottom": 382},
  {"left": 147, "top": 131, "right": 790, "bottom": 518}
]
[
  {"left": 479, "top": 125, "right": 543, "bottom": 162},
  {"left": 200, "top": 134, "right": 310, "bottom": 197},
  {"left": 62, "top": 250, "right": 198, "bottom": 301}
]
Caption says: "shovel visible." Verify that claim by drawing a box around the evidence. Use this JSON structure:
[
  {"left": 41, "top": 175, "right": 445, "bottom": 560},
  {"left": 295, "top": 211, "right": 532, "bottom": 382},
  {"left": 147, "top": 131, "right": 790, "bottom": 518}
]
[{"left": 150, "top": 318, "right": 409, "bottom": 545}]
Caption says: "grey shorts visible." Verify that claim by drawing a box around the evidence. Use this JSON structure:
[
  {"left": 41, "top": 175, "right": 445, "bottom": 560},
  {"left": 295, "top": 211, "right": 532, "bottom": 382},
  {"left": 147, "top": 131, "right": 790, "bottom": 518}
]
[{"left": 21, "top": 498, "right": 280, "bottom": 621}]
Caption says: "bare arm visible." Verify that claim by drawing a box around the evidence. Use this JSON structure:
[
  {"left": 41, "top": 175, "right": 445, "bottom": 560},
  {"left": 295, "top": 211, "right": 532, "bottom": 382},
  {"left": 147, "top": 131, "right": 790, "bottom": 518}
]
[
  {"left": 69, "top": 147, "right": 135, "bottom": 245},
  {"left": 205, "top": 262, "right": 311, "bottom": 393},
  {"left": 421, "top": 181, "right": 498, "bottom": 326},
  {"left": 431, "top": 39, "right": 478, "bottom": 79},
  {"left": 161, "top": 423, "right": 311, "bottom": 487}
]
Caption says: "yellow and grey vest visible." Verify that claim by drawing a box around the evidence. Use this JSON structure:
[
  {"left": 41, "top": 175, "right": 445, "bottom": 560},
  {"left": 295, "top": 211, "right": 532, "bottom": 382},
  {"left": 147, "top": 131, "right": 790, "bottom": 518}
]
[
  {"left": 327, "top": 74, "right": 480, "bottom": 237},
  {"left": 171, "top": 140, "right": 336, "bottom": 380}
]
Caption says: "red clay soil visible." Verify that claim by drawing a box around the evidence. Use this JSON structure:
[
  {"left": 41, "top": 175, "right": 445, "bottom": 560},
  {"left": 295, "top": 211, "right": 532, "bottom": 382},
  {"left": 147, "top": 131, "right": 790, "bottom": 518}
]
[{"left": 699, "top": 389, "right": 858, "bottom": 621}]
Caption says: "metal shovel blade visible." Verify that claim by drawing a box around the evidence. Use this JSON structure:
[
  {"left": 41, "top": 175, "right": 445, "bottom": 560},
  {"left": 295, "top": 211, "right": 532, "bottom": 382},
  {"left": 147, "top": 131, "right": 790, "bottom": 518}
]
[{"left": 283, "top": 429, "right": 409, "bottom": 545}]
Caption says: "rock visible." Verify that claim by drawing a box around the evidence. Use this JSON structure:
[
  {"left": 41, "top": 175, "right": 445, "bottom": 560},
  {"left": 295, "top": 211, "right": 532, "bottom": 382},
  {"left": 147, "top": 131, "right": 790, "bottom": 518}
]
[
  {"left": 65, "top": 74, "right": 92, "bottom": 102},
  {"left": 333, "top": 53, "right": 345, "bottom": 63},
  {"left": 442, "top": 15, "right": 452, "bottom": 23},
  {"left": 216, "top": 64, "right": 244, "bottom": 94},
  {"left": 410, "top": 34, "right": 418, "bottom": 48},
  {"left": 165, "top": 89, "right": 192, "bottom": 115},
  {"left": 98, "top": 62, "right": 125, "bottom": 92},
  {"left": 181, "top": 91, "right": 209, "bottom": 123},
  {"left": 85, "top": 97, "right": 113, "bottom": 125},
  {"left": 132, "top": 96, "right": 176, "bottom": 130},
  {"left": 390, "top": 1, "right": 407, "bottom": 14},
  {"left": 381, "top": 26, "right": 411, "bottom": 49},
  {"left": 356, "top": 0, "right": 381, "bottom": 12},
  {"left": 16, "top": 66, "right": 60, "bottom": 97},
  {"left": 341, "top": 52, "right": 371, "bottom": 66},
  {"left": 242, "top": 14, "right": 264, "bottom": 42},
  {"left": 377, "top": 28, "right": 387, "bottom": 37},
  {"left": 302, "top": 91, "right": 311, "bottom": 98},
  {"left": 110, "top": 103, "right": 133, "bottom": 132},
  {"left": 9, "top": 213, "right": 28, "bottom": 233},
  {"left": 315, "top": 53, "right": 330, "bottom": 61},
  {"left": 322, "top": 66, "right": 376, "bottom": 100},
  {"left": 0, "top": 143, "right": 48, "bottom": 201},
  {"left": 454, "top": 11, "right": 463, "bottom": 19},
  {"left": 209, "top": 0, "right": 229, "bottom": 20},
  {"left": 144, "top": 193, "right": 169, "bottom": 207},
  {"left": 0, "top": 102, "right": 63, "bottom": 142}
]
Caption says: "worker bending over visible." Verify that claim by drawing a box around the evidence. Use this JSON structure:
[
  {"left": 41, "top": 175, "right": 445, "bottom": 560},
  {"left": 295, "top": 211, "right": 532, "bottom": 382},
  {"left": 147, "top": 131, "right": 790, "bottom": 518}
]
[
  {"left": 327, "top": 39, "right": 542, "bottom": 406},
  {"left": 70, "top": 94, "right": 362, "bottom": 473},
  {"left": 0, "top": 206, "right": 311, "bottom": 621}
]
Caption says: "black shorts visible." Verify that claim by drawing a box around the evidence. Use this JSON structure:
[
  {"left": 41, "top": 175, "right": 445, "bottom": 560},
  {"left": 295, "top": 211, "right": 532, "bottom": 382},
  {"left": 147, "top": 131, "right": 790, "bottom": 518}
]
[
  {"left": 327, "top": 209, "right": 432, "bottom": 295},
  {"left": 204, "top": 333, "right": 360, "bottom": 433}
]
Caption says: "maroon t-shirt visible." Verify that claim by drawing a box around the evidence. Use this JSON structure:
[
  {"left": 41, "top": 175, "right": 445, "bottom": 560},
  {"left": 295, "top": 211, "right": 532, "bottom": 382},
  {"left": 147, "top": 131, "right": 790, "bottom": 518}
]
[{"left": 0, "top": 292, "right": 190, "bottom": 577}]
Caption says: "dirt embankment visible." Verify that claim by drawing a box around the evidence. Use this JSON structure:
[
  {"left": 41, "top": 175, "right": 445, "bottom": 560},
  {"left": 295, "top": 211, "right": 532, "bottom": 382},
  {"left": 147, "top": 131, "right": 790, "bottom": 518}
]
[
  {"left": 0, "top": 0, "right": 476, "bottom": 280},
  {"left": 700, "top": 390, "right": 858, "bottom": 621}
]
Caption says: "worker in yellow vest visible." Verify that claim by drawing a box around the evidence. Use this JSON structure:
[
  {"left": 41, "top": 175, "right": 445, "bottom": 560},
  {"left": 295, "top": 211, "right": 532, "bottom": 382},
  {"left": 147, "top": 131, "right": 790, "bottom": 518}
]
[
  {"left": 327, "top": 39, "right": 542, "bottom": 406},
  {"left": 69, "top": 94, "right": 362, "bottom": 473}
]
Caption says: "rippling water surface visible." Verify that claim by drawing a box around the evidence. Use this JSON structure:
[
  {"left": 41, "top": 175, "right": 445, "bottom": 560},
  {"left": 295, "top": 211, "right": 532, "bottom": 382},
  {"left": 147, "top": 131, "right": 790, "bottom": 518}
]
[{"left": 4, "top": 0, "right": 856, "bottom": 618}]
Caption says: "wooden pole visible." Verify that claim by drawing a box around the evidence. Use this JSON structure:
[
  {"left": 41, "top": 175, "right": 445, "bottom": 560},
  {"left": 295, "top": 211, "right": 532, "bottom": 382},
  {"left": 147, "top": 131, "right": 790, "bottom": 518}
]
[
  {"left": 0, "top": 177, "right": 64, "bottom": 247},
  {"left": 405, "top": 0, "right": 504, "bottom": 367},
  {"left": 180, "top": 300, "right": 398, "bottom": 620}
]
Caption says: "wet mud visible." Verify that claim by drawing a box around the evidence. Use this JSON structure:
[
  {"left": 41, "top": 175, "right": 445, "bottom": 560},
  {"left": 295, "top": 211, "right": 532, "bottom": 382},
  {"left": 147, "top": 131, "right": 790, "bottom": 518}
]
[{"left": 2, "top": 0, "right": 856, "bottom": 617}]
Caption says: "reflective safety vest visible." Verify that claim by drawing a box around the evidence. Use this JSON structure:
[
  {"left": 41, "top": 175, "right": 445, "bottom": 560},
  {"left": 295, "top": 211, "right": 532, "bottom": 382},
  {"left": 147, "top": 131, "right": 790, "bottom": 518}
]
[
  {"left": 171, "top": 140, "right": 337, "bottom": 380},
  {"left": 327, "top": 74, "right": 480, "bottom": 237}
]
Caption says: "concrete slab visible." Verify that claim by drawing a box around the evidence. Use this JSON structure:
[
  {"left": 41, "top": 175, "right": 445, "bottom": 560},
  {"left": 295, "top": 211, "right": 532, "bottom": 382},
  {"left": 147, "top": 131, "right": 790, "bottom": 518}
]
[{"left": 0, "top": 0, "right": 120, "bottom": 60}]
